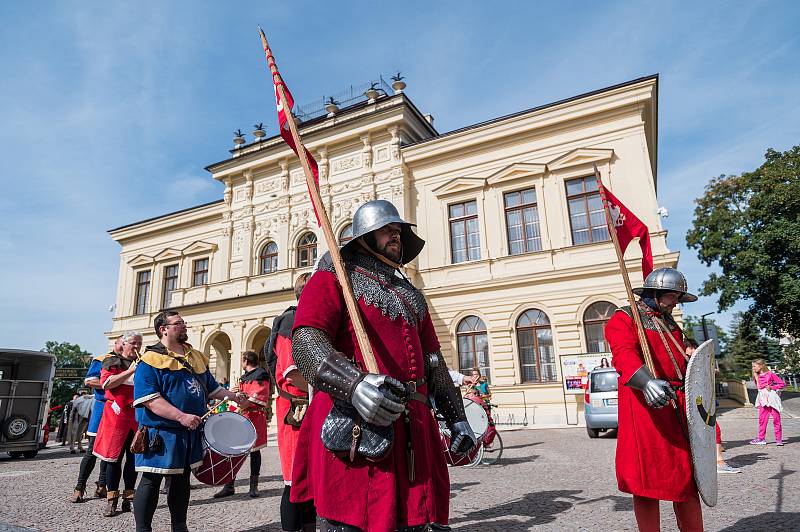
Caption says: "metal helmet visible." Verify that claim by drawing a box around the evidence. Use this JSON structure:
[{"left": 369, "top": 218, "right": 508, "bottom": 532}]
[
  {"left": 633, "top": 267, "right": 698, "bottom": 303},
  {"left": 341, "top": 199, "right": 425, "bottom": 264}
]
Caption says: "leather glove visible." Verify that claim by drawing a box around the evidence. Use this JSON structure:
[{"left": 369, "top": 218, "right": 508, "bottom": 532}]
[
  {"left": 352, "top": 374, "right": 406, "bottom": 427},
  {"left": 448, "top": 420, "right": 477, "bottom": 453},
  {"left": 627, "top": 365, "right": 676, "bottom": 409}
]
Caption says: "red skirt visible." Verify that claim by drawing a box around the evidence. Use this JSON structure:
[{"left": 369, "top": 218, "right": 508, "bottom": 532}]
[{"left": 93, "top": 399, "right": 137, "bottom": 462}]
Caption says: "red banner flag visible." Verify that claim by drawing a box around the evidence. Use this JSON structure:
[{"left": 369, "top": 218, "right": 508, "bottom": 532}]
[
  {"left": 259, "top": 29, "right": 320, "bottom": 225},
  {"left": 598, "top": 181, "right": 654, "bottom": 279}
]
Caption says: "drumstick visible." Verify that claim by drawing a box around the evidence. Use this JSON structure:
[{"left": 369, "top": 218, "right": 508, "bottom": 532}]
[{"left": 200, "top": 399, "right": 227, "bottom": 422}]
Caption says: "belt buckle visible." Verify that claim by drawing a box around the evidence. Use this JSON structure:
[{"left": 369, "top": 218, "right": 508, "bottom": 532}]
[{"left": 406, "top": 380, "right": 417, "bottom": 394}]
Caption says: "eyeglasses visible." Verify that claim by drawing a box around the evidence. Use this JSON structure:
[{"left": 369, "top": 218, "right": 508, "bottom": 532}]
[{"left": 165, "top": 320, "right": 187, "bottom": 328}]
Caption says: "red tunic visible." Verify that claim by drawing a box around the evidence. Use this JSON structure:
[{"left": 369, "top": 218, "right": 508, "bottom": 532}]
[
  {"left": 605, "top": 304, "right": 695, "bottom": 502},
  {"left": 93, "top": 357, "right": 137, "bottom": 462},
  {"left": 239, "top": 367, "right": 271, "bottom": 450},
  {"left": 290, "top": 267, "right": 450, "bottom": 532},
  {"left": 276, "top": 333, "right": 308, "bottom": 484}
]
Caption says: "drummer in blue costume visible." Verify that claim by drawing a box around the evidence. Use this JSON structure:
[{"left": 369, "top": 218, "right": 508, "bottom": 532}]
[
  {"left": 70, "top": 335, "right": 122, "bottom": 503},
  {"left": 132, "top": 310, "right": 249, "bottom": 532}
]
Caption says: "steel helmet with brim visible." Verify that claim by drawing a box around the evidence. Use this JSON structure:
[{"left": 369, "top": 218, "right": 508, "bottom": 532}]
[
  {"left": 341, "top": 199, "right": 425, "bottom": 265},
  {"left": 632, "top": 267, "right": 698, "bottom": 303}
]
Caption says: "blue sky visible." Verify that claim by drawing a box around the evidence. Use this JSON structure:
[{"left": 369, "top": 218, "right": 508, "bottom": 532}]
[{"left": 1, "top": 1, "right": 798, "bottom": 356}]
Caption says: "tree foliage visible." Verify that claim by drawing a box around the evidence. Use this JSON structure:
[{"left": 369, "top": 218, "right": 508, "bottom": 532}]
[
  {"left": 42, "top": 340, "right": 92, "bottom": 409},
  {"left": 725, "top": 313, "right": 781, "bottom": 378},
  {"left": 682, "top": 314, "right": 729, "bottom": 350},
  {"left": 686, "top": 146, "right": 800, "bottom": 337}
]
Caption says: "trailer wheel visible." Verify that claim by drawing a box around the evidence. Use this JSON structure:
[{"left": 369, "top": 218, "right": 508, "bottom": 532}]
[
  {"left": 22, "top": 450, "right": 38, "bottom": 459},
  {"left": 2, "top": 415, "right": 31, "bottom": 440},
  {"left": 7, "top": 451, "right": 23, "bottom": 459}
]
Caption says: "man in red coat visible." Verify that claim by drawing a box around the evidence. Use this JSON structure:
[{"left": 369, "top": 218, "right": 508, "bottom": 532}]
[
  {"left": 605, "top": 268, "right": 703, "bottom": 532},
  {"left": 291, "top": 200, "right": 476, "bottom": 532}
]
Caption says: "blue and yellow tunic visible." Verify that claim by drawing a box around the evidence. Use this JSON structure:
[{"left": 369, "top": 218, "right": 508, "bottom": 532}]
[
  {"left": 133, "top": 342, "right": 221, "bottom": 474},
  {"left": 85, "top": 352, "right": 112, "bottom": 436}
]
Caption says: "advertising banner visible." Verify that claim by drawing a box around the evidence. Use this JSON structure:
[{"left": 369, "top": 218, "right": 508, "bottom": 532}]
[{"left": 559, "top": 353, "right": 612, "bottom": 394}]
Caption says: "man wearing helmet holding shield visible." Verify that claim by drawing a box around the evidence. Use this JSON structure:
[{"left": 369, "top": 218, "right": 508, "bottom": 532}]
[
  {"left": 290, "top": 199, "right": 476, "bottom": 532},
  {"left": 605, "top": 268, "right": 703, "bottom": 532}
]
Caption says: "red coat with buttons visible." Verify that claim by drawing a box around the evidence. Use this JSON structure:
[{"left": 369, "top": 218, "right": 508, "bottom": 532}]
[{"left": 290, "top": 265, "right": 449, "bottom": 532}]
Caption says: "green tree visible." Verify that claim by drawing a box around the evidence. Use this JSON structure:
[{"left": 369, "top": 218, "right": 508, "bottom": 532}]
[
  {"left": 686, "top": 146, "right": 800, "bottom": 337},
  {"left": 725, "top": 313, "right": 779, "bottom": 378},
  {"left": 778, "top": 342, "right": 800, "bottom": 375},
  {"left": 682, "top": 315, "right": 729, "bottom": 351},
  {"left": 43, "top": 341, "right": 92, "bottom": 411}
]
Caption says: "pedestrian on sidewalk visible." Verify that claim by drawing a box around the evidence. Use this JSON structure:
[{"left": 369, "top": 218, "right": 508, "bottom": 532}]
[
  {"left": 68, "top": 392, "right": 93, "bottom": 453},
  {"left": 750, "top": 359, "right": 785, "bottom": 446}
]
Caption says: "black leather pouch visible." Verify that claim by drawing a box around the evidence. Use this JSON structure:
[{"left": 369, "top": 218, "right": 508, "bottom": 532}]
[{"left": 320, "top": 401, "right": 393, "bottom": 462}]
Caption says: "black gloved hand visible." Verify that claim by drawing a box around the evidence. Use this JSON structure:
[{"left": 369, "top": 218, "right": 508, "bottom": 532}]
[{"left": 448, "top": 420, "right": 477, "bottom": 453}]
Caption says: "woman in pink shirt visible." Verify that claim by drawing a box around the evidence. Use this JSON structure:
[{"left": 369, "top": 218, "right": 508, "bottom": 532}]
[{"left": 749, "top": 359, "right": 786, "bottom": 446}]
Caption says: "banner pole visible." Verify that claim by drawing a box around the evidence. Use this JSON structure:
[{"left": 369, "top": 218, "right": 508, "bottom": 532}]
[{"left": 259, "top": 29, "right": 379, "bottom": 374}]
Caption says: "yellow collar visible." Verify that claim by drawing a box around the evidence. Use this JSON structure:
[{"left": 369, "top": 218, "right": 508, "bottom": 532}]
[
  {"left": 93, "top": 352, "right": 114, "bottom": 362},
  {"left": 140, "top": 343, "right": 209, "bottom": 373}
]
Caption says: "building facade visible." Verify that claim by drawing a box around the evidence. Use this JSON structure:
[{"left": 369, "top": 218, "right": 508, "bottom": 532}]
[{"left": 108, "top": 74, "right": 677, "bottom": 425}]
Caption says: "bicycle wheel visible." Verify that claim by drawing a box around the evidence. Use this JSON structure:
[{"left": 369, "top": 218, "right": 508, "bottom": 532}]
[
  {"left": 464, "top": 444, "right": 484, "bottom": 468},
  {"left": 481, "top": 433, "right": 503, "bottom": 465}
]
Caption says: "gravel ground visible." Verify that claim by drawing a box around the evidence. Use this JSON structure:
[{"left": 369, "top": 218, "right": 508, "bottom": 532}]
[{"left": 0, "top": 406, "right": 797, "bottom": 531}]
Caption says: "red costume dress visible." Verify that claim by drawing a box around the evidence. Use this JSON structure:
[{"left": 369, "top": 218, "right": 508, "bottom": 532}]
[
  {"left": 275, "top": 329, "right": 308, "bottom": 485},
  {"left": 238, "top": 367, "right": 270, "bottom": 450},
  {"left": 93, "top": 356, "right": 137, "bottom": 462},
  {"left": 291, "top": 254, "right": 452, "bottom": 532},
  {"left": 605, "top": 302, "right": 695, "bottom": 502}
]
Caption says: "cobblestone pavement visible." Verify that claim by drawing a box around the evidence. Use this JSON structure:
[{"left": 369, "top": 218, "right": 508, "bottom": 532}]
[{"left": 1, "top": 407, "right": 797, "bottom": 531}]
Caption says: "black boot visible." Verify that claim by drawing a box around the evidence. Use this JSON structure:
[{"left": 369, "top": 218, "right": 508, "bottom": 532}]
[
  {"left": 213, "top": 481, "right": 235, "bottom": 498},
  {"left": 248, "top": 476, "right": 259, "bottom": 498}
]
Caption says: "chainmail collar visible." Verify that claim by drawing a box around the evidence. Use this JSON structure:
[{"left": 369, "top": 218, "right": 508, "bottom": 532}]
[{"left": 349, "top": 251, "right": 399, "bottom": 279}]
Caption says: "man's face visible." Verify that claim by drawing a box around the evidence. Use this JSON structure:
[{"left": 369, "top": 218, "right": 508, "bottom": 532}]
[
  {"left": 122, "top": 337, "right": 142, "bottom": 359},
  {"left": 114, "top": 337, "right": 123, "bottom": 354},
  {"left": 162, "top": 314, "right": 189, "bottom": 344},
  {"left": 372, "top": 223, "right": 402, "bottom": 262},
  {"left": 656, "top": 291, "right": 681, "bottom": 314}
]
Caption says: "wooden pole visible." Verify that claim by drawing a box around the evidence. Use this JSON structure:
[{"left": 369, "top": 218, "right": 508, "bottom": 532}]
[
  {"left": 258, "top": 29, "right": 379, "bottom": 374},
  {"left": 594, "top": 165, "right": 657, "bottom": 376}
]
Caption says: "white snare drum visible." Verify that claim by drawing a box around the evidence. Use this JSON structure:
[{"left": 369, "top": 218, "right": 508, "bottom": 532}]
[
  {"left": 463, "top": 396, "right": 489, "bottom": 439},
  {"left": 193, "top": 411, "right": 256, "bottom": 486}
]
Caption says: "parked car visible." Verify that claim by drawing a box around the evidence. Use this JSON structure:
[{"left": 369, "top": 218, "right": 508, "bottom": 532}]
[
  {"left": 584, "top": 367, "right": 618, "bottom": 438},
  {"left": 1, "top": 349, "right": 56, "bottom": 458}
]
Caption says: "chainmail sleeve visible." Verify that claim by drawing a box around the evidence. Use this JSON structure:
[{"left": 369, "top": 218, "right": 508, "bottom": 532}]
[
  {"left": 292, "top": 326, "right": 367, "bottom": 403},
  {"left": 292, "top": 326, "right": 337, "bottom": 388},
  {"left": 427, "top": 351, "right": 467, "bottom": 426}
]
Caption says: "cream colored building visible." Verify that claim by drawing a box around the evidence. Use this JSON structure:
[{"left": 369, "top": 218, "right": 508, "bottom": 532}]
[{"left": 108, "top": 74, "right": 678, "bottom": 426}]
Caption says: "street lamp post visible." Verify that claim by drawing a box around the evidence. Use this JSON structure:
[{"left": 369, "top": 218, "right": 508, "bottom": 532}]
[{"left": 700, "top": 312, "right": 714, "bottom": 342}]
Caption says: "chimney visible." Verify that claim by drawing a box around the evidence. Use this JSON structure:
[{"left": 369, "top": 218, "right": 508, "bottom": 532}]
[{"left": 424, "top": 114, "right": 434, "bottom": 126}]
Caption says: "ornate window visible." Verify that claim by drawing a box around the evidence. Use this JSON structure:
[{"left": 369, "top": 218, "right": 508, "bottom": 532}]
[
  {"left": 259, "top": 242, "right": 278, "bottom": 274},
  {"left": 135, "top": 270, "right": 151, "bottom": 315},
  {"left": 583, "top": 301, "right": 617, "bottom": 353},
  {"left": 297, "top": 232, "right": 318, "bottom": 268},
  {"left": 504, "top": 187, "right": 542, "bottom": 255},
  {"left": 516, "top": 309, "right": 556, "bottom": 383},
  {"left": 192, "top": 258, "right": 209, "bottom": 286},
  {"left": 456, "top": 316, "right": 490, "bottom": 382},
  {"left": 566, "top": 175, "right": 609, "bottom": 245},
  {"left": 338, "top": 223, "right": 353, "bottom": 246},
  {"left": 161, "top": 264, "right": 179, "bottom": 309},
  {"left": 448, "top": 200, "right": 480, "bottom": 263}
]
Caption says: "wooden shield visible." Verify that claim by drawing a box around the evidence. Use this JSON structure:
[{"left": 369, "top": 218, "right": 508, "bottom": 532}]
[{"left": 684, "top": 339, "right": 718, "bottom": 507}]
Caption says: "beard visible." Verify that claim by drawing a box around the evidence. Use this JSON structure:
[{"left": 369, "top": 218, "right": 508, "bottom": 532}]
[
  {"left": 177, "top": 331, "right": 189, "bottom": 343},
  {"left": 378, "top": 241, "right": 402, "bottom": 262}
]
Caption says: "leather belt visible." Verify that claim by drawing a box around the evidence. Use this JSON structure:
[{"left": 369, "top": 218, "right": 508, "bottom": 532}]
[{"left": 403, "top": 378, "right": 429, "bottom": 406}]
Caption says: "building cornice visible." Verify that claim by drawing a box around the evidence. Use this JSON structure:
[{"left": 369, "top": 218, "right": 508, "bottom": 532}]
[{"left": 108, "top": 200, "right": 225, "bottom": 243}]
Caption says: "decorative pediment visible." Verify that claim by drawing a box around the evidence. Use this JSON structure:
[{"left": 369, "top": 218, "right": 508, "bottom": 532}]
[
  {"left": 432, "top": 177, "right": 486, "bottom": 198},
  {"left": 181, "top": 240, "right": 218, "bottom": 256},
  {"left": 486, "top": 163, "right": 547, "bottom": 186},
  {"left": 153, "top": 248, "right": 182, "bottom": 261},
  {"left": 127, "top": 254, "right": 154, "bottom": 267},
  {"left": 546, "top": 148, "right": 614, "bottom": 171}
]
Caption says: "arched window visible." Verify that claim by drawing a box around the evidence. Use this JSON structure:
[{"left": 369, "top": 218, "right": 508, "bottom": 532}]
[
  {"left": 259, "top": 242, "right": 278, "bottom": 274},
  {"left": 583, "top": 301, "right": 617, "bottom": 353},
  {"left": 296, "top": 232, "right": 318, "bottom": 268},
  {"left": 516, "top": 309, "right": 556, "bottom": 383},
  {"left": 456, "top": 316, "right": 490, "bottom": 382},
  {"left": 338, "top": 223, "right": 353, "bottom": 246}
]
